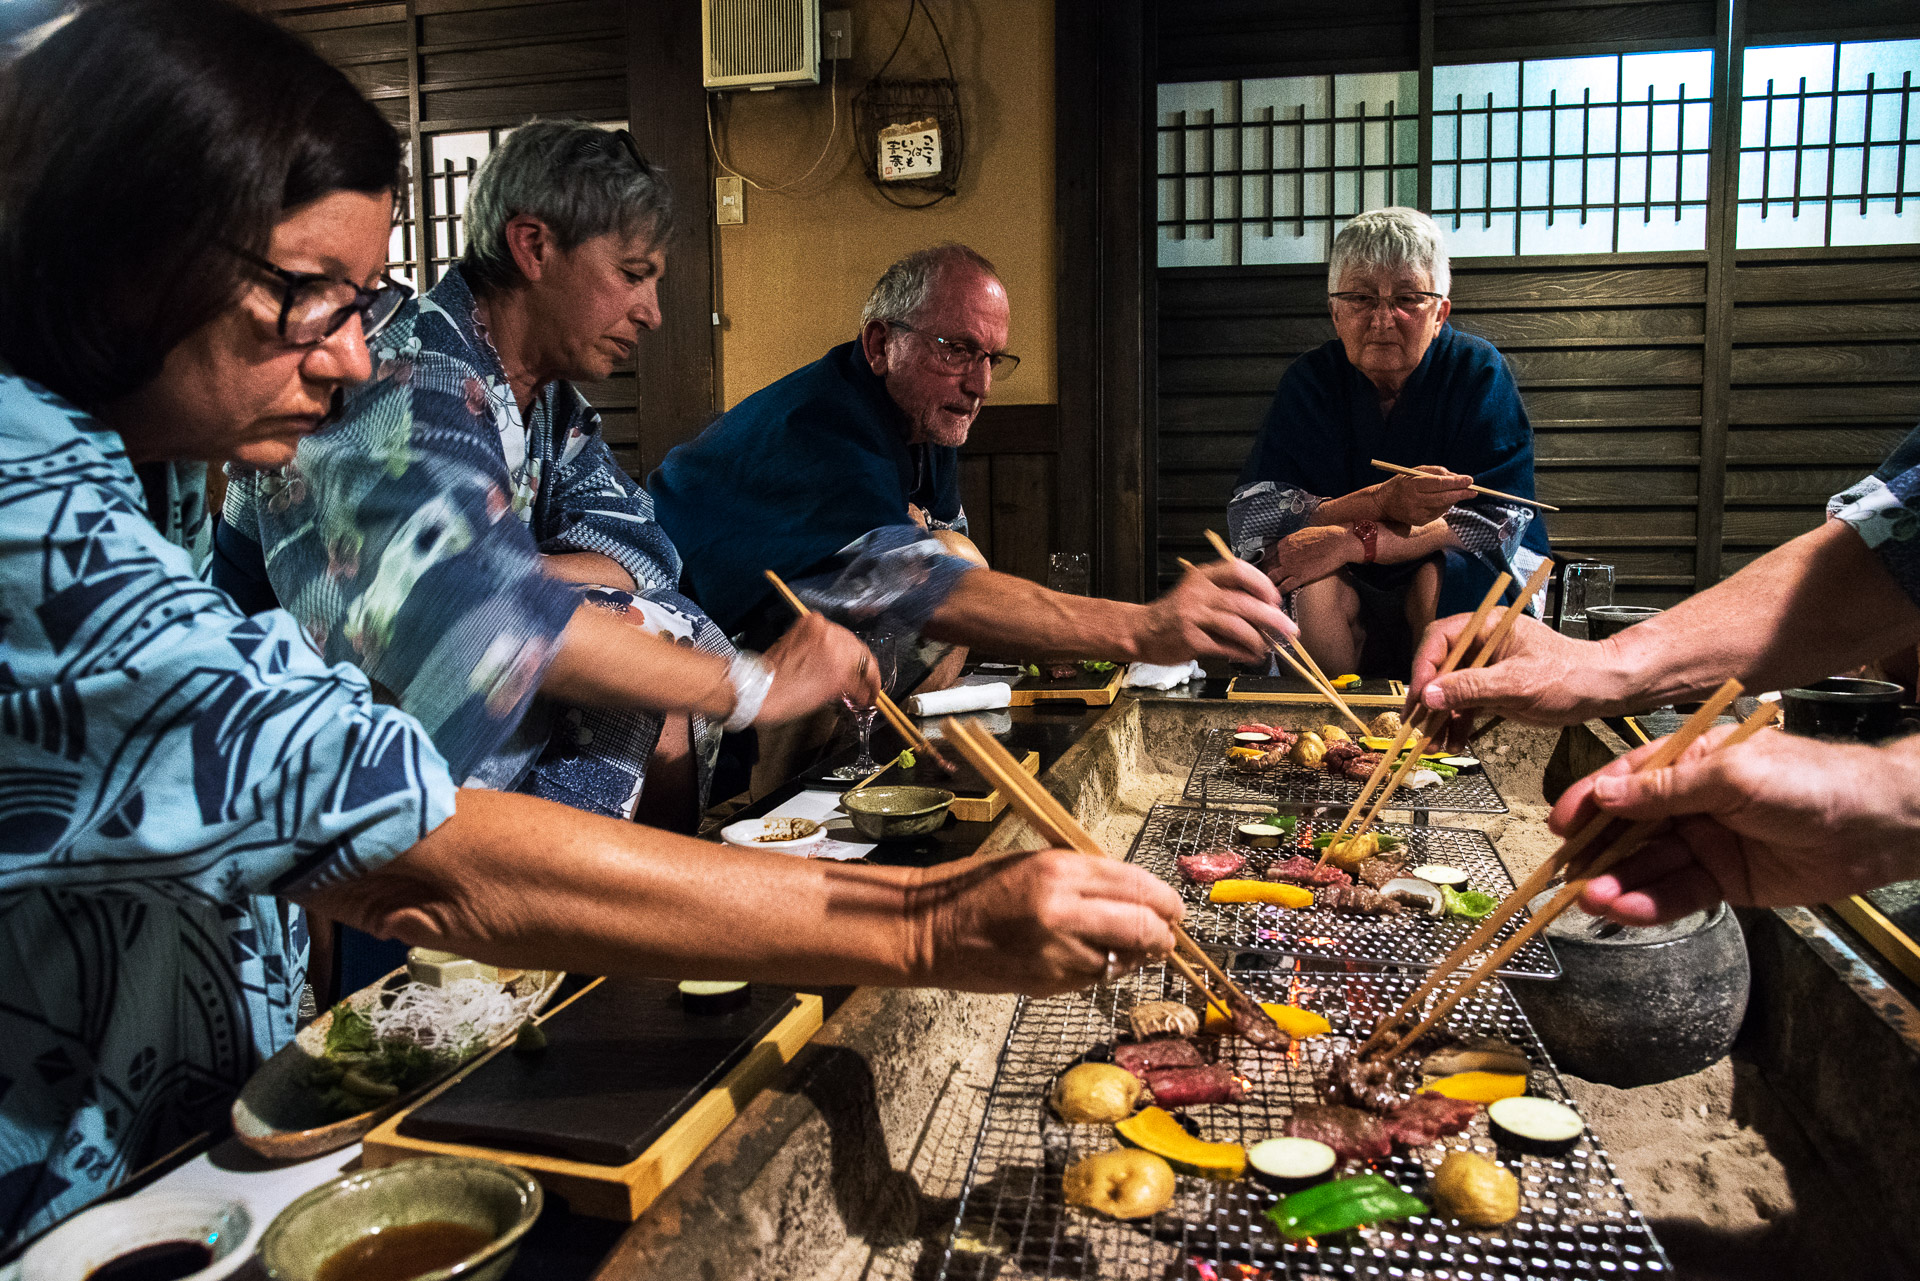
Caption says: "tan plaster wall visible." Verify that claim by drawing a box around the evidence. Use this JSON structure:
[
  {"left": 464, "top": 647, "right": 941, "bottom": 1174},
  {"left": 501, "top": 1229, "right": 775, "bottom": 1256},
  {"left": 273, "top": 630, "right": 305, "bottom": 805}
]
[{"left": 708, "top": 0, "right": 1055, "bottom": 408}]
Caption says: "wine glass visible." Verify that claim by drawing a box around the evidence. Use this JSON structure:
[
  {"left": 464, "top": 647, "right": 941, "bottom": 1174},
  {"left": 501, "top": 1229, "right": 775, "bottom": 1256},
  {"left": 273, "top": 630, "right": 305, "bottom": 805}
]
[{"left": 830, "top": 629, "right": 902, "bottom": 781}]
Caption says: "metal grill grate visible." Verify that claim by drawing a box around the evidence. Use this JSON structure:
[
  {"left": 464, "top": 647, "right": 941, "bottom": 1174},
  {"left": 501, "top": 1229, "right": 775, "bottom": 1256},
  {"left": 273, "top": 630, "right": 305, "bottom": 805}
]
[
  {"left": 939, "top": 964, "right": 1668, "bottom": 1281},
  {"left": 1184, "top": 729, "right": 1510, "bottom": 815},
  {"left": 1126, "top": 804, "right": 1559, "bottom": 979}
]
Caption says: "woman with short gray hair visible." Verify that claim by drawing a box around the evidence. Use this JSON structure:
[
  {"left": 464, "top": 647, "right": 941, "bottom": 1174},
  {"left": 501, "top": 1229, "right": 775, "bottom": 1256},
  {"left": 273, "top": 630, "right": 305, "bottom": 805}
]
[
  {"left": 219, "top": 119, "right": 878, "bottom": 844},
  {"left": 1227, "top": 206, "right": 1551, "bottom": 676}
]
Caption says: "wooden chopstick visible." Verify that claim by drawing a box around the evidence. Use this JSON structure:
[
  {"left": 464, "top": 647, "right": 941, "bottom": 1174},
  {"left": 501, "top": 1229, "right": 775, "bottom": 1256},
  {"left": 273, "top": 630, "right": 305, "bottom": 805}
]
[
  {"left": 1169, "top": 952, "right": 1235, "bottom": 1020},
  {"left": 940, "top": 716, "right": 1271, "bottom": 1024},
  {"left": 1369, "top": 697, "right": 1776, "bottom": 1063},
  {"left": 761, "top": 568, "right": 942, "bottom": 761},
  {"left": 1355, "top": 678, "right": 1747, "bottom": 1058},
  {"left": 1370, "top": 458, "right": 1560, "bottom": 513}
]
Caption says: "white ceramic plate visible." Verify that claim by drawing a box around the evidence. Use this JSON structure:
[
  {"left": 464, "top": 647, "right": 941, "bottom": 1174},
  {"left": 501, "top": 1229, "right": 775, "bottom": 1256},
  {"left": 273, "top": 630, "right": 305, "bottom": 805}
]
[{"left": 721, "top": 817, "right": 827, "bottom": 853}]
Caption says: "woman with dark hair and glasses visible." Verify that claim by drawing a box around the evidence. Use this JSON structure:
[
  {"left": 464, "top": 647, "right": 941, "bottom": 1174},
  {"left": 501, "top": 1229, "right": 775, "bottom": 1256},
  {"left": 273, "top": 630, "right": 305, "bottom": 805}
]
[
  {"left": 0, "top": 0, "right": 1182, "bottom": 1244},
  {"left": 1226, "top": 207, "right": 1551, "bottom": 677}
]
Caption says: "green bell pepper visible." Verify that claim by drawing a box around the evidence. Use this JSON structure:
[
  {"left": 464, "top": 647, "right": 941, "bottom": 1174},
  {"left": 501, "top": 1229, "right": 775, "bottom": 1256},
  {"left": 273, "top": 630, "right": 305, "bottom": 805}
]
[{"left": 1265, "top": 1173, "right": 1426, "bottom": 1241}]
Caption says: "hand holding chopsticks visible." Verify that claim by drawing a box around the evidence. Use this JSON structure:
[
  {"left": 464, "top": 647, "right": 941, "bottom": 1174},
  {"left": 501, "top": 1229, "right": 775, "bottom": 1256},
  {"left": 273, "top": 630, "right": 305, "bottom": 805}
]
[{"left": 1371, "top": 458, "right": 1559, "bottom": 513}]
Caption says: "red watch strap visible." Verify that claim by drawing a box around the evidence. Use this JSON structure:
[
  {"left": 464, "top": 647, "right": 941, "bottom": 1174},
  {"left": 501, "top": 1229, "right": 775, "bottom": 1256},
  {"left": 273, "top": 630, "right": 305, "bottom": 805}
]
[{"left": 1353, "top": 520, "right": 1379, "bottom": 564}]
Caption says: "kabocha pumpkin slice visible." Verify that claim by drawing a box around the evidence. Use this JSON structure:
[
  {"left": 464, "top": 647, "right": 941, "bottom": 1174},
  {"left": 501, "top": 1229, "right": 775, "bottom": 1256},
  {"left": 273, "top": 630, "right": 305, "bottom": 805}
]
[
  {"left": 1209, "top": 880, "right": 1314, "bottom": 909},
  {"left": 1115, "top": 1106, "right": 1247, "bottom": 1180},
  {"left": 1203, "top": 1002, "right": 1331, "bottom": 1040},
  {"left": 1062, "top": 1148, "right": 1176, "bottom": 1219}
]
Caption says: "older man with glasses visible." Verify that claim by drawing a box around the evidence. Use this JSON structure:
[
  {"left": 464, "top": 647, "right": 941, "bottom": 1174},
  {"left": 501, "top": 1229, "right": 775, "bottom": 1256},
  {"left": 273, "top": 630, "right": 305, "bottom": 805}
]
[
  {"left": 1228, "top": 206, "right": 1551, "bottom": 678},
  {"left": 650, "top": 243, "right": 1294, "bottom": 729}
]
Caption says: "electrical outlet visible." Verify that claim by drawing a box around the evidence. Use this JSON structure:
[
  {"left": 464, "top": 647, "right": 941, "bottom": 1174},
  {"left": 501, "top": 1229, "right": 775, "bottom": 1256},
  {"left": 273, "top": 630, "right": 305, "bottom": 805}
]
[
  {"left": 715, "top": 176, "right": 744, "bottom": 226},
  {"left": 823, "top": 8, "right": 852, "bottom": 61}
]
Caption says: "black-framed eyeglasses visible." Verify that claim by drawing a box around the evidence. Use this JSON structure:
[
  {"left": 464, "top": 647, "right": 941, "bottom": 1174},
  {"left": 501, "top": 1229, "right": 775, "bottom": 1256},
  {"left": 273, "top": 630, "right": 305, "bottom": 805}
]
[
  {"left": 886, "top": 321, "right": 1020, "bottom": 378},
  {"left": 1328, "top": 291, "right": 1446, "bottom": 319},
  {"left": 230, "top": 247, "right": 413, "bottom": 346}
]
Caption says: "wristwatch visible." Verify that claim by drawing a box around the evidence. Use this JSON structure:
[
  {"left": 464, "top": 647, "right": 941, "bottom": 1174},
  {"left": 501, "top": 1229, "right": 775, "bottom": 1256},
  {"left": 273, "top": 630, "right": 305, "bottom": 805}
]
[{"left": 1352, "top": 520, "right": 1380, "bottom": 564}]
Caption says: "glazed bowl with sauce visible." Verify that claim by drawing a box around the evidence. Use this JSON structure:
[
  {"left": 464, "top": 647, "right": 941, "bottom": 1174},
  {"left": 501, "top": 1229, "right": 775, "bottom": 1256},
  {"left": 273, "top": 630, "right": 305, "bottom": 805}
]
[
  {"left": 840, "top": 785, "right": 955, "bottom": 840},
  {"left": 21, "top": 1193, "right": 252, "bottom": 1281},
  {"left": 258, "top": 1156, "right": 541, "bottom": 1281}
]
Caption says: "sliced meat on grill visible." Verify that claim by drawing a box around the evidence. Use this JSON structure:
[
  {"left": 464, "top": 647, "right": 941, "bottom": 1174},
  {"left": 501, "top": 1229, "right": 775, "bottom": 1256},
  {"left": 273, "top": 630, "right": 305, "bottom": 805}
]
[
  {"left": 1321, "top": 1051, "right": 1419, "bottom": 1113},
  {"left": 1265, "top": 855, "right": 1354, "bottom": 887},
  {"left": 1318, "top": 883, "right": 1406, "bottom": 916},
  {"left": 1268, "top": 729, "right": 1299, "bottom": 752},
  {"left": 1355, "top": 857, "right": 1408, "bottom": 890},
  {"left": 1176, "top": 848, "right": 1247, "bottom": 884},
  {"left": 1145, "top": 1063, "right": 1248, "bottom": 1107},
  {"left": 1384, "top": 1092, "right": 1482, "bottom": 1147},
  {"left": 1235, "top": 723, "right": 1281, "bottom": 737},
  {"left": 1043, "top": 663, "right": 1079, "bottom": 681},
  {"left": 1323, "top": 740, "right": 1365, "bottom": 770},
  {"left": 1342, "top": 751, "right": 1385, "bottom": 781},
  {"left": 1286, "top": 1103, "right": 1392, "bottom": 1163},
  {"left": 1225, "top": 986, "right": 1290, "bottom": 1050},
  {"left": 1112, "top": 1038, "right": 1205, "bottom": 1079}
]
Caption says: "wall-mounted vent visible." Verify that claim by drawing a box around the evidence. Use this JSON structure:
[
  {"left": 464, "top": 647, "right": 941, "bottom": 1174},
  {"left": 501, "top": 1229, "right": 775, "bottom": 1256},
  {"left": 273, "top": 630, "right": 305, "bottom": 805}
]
[{"left": 703, "top": 0, "right": 820, "bottom": 91}]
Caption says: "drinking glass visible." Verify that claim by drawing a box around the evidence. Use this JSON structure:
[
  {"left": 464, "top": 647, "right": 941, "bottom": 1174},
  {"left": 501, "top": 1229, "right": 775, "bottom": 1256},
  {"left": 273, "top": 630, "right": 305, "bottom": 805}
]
[
  {"left": 1557, "top": 562, "right": 1615, "bottom": 640},
  {"left": 830, "top": 630, "right": 903, "bottom": 780},
  {"left": 1047, "top": 552, "right": 1091, "bottom": 596}
]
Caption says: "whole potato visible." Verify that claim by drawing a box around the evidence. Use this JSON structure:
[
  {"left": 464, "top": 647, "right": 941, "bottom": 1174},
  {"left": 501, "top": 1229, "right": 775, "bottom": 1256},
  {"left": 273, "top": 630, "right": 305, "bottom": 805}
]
[
  {"left": 1062, "top": 1148, "right": 1177, "bottom": 1219},
  {"left": 1288, "top": 732, "right": 1327, "bottom": 767},
  {"left": 1369, "top": 711, "right": 1403, "bottom": 739},
  {"left": 1050, "top": 1063, "right": 1145, "bottom": 1124},
  {"left": 1432, "top": 1150, "right": 1519, "bottom": 1227},
  {"left": 1319, "top": 724, "right": 1350, "bottom": 743}
]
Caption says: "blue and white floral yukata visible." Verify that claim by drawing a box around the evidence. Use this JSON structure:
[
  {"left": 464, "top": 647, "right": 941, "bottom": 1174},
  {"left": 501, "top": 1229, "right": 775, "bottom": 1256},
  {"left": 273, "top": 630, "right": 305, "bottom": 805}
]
[
  {"left": 0, "top": 370, "right": 457, "bottom": 1245},
  {"left": 218, "top": 267, "right": 733, "bottom": 820},
  {"left": 1828, "top": 423, "right": 1920, "bottom": 603}
]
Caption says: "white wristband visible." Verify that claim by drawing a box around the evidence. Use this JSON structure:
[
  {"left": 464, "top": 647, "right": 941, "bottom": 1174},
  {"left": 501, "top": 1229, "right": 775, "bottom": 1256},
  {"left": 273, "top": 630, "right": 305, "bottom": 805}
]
[{"left": 722, "top": 651, "right": 775, "bottom": 733}]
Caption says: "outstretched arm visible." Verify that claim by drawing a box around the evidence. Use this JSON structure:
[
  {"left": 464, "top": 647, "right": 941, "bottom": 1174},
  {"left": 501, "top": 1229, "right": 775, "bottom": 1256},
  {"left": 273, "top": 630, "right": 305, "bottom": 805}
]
[{"left": 296, "top": 788, "right": 1185, "bottom": 996}]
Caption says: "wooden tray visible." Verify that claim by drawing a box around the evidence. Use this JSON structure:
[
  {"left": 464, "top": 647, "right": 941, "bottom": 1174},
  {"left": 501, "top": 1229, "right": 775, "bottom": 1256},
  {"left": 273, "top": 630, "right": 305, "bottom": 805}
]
[
  {"left": 1227, "top": 674, "right": 1408, "bottom": 707},
  {"left": 363, "top": 981, "right": 823, "bottom": 1221},
  {"left": 1005, "top": 665, "right": 1124, "bottom": 706},
  {"left": 867, "top": 748, "right": 1039, "bottom": 822}
]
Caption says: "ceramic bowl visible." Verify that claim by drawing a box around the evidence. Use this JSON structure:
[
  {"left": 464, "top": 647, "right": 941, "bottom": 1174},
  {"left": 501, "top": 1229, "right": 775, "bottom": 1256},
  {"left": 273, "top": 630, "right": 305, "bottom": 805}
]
[
  {"left": 21, "top": 1192, "right": 253, "bottom": 1281},
  {"left": 720, "top": 816, "right": 827, "bottom": 852},
  {"left": 258, "top": 1156, "right": 541, "bottom": 1281},
  {"left": 840, "top": 785, "right": 954, "bottom": 840}
]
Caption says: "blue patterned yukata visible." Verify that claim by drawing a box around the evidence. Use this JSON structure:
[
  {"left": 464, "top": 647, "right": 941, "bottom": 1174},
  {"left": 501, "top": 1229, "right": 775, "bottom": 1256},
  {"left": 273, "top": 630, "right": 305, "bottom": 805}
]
[
  {"left": 1828, "top": 423, "right": 1920, "bottom": 605},
  {"left": 0, "top": 370, "right": 456, "bottom": 1245},
  {"left": 218, "top": 267, "right": 732, "bottom": 819},
  {"left": 1227, "top": 326, "right": 1551, "bottom": 622}
]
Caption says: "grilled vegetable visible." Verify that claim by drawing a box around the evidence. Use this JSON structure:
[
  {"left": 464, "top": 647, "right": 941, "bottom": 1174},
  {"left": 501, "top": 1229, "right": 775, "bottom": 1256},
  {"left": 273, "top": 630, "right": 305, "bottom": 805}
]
[
  {"left": 1246, "top": 1137, "right": 1337, "bottom": 1191},
  {"left": 1209, "top": 879, "right": 1314, "bottom": 908},
  {"left": 1381, "top": 877, "right": 1447, "bottom": 918},
  {"left": 1431, "top": 1150, "right": 1519, "bottom": 1227},
  {"left": 1422, "top": 1037, "right": 1530, "bottom": 1078},
  {"left": 1203, "top": 1002, "right": 1331, "bottom": 1040},
  {"left": 1289, "top": 732, "right": 1328, "bottom": 767},
  {"left": 1114, "top": 1106, "right": 1247, "bottom": 1179},
  {"left": 1320, "top": 832, "right": 1379, "bottom": 871},
  {"left": 1368, "top": 711, "right": 1403, "bottom": 738},
  {"left": 1051, "top": 1063, "right": 1146, "bottom": 1124},
  {"left": 1236, "top": 822, "right": 1286, "bottom": 848},
  {"left": 1129, "top": 1000, "right": 1202, "bottom": 1040},
  {"left": 1331, "top": 674, "right": 1361, "bottom": 689},
  {"left": 1266, "top": 1174, "right": 1425, "bottom": 1241},
  {"left": 679, "top": 980, "right": 751, "bottom": 1015},
  {"left": 1422, "top": 1071, "right": 1527, "bottom": 1103},
  {"left": 1411, "top": 864, "right": 1469, "bottom": 888},
  {"left": 1226, "top": 745, "right": 1266, "bottom": 763},
  {"left": 1488, "top": 1096, "right": 1583, "bottom": 1155},
  {"left": 1319, "top": 724, "right": 1350, "bottom": 743},
  {"left": 1062, "top": 1148, "right": 1176, "bottom": 1219},
  {"left": 1442, "top": 887, "right": 1497, "bottom": 919}
]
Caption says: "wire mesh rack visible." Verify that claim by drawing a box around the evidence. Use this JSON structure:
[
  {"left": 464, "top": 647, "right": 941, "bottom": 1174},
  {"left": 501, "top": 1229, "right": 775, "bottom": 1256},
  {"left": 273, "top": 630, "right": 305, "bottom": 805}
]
[
  {"left": 1184, "top": 729, "right": 1510, "bottom": 815},
  {"left": 939, "top": 963, "right": 1668, "bottom": 1281},
  {"left": 1126, "top": 804, "right": 1558, "bottom": 979}
]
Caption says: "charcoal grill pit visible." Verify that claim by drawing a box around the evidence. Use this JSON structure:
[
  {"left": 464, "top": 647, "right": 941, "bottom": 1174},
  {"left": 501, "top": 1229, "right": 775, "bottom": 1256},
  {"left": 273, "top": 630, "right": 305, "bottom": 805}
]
[
  {"left": 1185, "top": 729, "right": 1510, "bottom": 815},
  {"left": 939, "top": 963, "right": 1667, "bottom": 1281},
  {"left": 1127, "top": 804, "right": 1559, "bottom": 979}
]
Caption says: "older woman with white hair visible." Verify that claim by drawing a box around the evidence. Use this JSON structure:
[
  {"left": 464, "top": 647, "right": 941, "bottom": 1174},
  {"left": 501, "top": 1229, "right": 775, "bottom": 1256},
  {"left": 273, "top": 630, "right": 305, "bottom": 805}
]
[{"left": 1227, "top": 207, "right": 1551, "bottom": 676}]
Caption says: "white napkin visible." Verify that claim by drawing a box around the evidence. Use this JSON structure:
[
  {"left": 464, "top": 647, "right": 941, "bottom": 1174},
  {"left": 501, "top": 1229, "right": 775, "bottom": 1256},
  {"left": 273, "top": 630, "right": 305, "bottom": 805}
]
[
  {"left": 1124, "top": 660, "right": 1204, "bottom": 690},
  {"left": 907, "top": 681, "right": 1013, "bottom": 716}
]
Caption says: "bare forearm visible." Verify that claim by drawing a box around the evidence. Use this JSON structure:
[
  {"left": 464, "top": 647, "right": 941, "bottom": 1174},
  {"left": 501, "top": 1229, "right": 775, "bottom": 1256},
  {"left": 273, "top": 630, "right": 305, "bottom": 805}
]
[
  {"left": 1307, "top": 487, "right": 1385, "bottom": 527},
  {"left": 541, "top": 550, "right": 637, "bottom": 590},
  {"left": 925, "top": 568, "right": 1151, "bottom": 660},
  {"left": 1372, "top": 517, "right": 1453, "bottom": 563},
  {"left": 539, "top": 602, "right": 734, "bottom": 717},
  {"left": 1610, "top": 519, "right": 1920, "bottom": 703},
  {"left": 298, "top": 790, "right": 923, "bottom": 985}
]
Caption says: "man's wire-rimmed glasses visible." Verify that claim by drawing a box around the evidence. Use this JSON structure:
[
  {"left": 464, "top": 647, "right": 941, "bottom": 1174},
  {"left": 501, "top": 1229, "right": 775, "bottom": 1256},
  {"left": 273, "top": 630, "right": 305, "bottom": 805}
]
[
  {"left": 231, "top": 247, "right": 413, "bottom": 346},
  {"left": 886, "top": 320, "right": 1020, "bottom": 379},
  {"left": 1328, "top": 291, "right": 1447, "bottom": 320}
]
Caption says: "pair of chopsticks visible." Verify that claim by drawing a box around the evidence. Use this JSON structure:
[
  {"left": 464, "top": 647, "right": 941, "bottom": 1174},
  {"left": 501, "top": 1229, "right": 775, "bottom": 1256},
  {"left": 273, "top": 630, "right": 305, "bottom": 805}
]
[
  {"left": 1370, "top": 459, "right": 1560, "bottom": 513},
  {"left": 1177, "top": 534, "right": 1370, "bottom": 736},
  {"left": 939, "top": 715, "right": 1268, "bottom": 1030},
  {"left": 1358, "top": 681, "right": 1777, "bottom": 1062},
  {"left": 762, "top": 568, "right": 950, "bottom": 769},
  {"left": 1318, "top": 559, "right": 1555, "bottom": 854}
]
